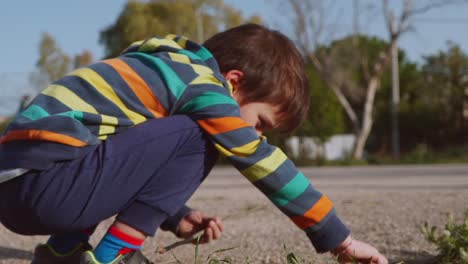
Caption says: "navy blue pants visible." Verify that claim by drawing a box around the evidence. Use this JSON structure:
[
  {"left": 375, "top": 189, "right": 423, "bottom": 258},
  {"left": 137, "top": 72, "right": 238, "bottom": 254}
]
[{"left": 0, "top": 116, "right": 218, "bottom": 236}]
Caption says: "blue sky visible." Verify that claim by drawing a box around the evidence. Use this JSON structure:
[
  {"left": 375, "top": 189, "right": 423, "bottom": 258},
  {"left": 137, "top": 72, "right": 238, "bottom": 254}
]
[
  {"left": 1, "top": 1, "right": 468, "bottom": 74},
  {"left": 1, "top": 0, "right": 468, "bottom": 114}
]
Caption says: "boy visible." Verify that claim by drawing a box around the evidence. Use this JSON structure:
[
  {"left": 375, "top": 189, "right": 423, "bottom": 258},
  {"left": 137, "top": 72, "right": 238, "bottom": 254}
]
[{"left": 0, "top": 24, "right": 387, "bottom": 264}]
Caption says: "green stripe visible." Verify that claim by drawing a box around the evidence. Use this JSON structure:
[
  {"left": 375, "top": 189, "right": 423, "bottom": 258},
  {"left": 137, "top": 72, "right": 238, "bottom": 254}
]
[
  {"left": 21, "top": 104, "right": 49, "bottom": 120},
  {"left": 21, "top": 104, "right": 84, "bottom": 122},
  {"left": 269, "top": 172, "right": 310, "bottom": 207},
  {"left": 179, "top": 92, "right": 237, "bottom": 113},
  {"left": 58, "top": 111, "right": 84, "bottom": 121},
  {"left": 196, "top": 47, "right": 213, "bottom": 61},
  {"left": 125, "top": 52, "right": 187, "bottom": 99},
  {"left": 177, "top": 48, "right": 213, "bottom": 61}
]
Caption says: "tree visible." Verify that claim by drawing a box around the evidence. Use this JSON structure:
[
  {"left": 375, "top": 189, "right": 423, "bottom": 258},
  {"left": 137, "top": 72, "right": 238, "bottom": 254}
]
[
  {"left": 371, "top": 49, "right": 423, "bottom": 153},
  {"left": 31, "top": 33, "right": 94, "bottom": 92},
  {"left": 294, "top": 62, "right": 345, "bottom": 159},
  {"left": 36, "top": 32, "right": 71, "bottom": 85},
  {"left": 74, "top": 50, "right": 94, "bottom": 69},
  {"left": 421, "top": 43, "right": 468, "bottom": 143},
  {"left": 100, "top": 0, "right": 262, "bottom": 58},
  {"left": 371, "top": 42, "right": 468, "bottom": 153},
  {"left": 300, "top": 63, "right": 345, "bottom": 143},
  {"left": 284, "top": 0, "right": 468, "bottom": 159}
]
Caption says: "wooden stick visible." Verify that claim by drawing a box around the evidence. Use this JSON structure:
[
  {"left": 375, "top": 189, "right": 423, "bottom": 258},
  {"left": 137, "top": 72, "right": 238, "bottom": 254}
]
[{"left": 156, "top": 205, "right": 267, "bottom": 254}]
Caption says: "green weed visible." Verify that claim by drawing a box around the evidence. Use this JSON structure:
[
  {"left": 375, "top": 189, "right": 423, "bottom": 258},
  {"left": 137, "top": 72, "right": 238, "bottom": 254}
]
[
  {"left": 168, "top": 234, "right": 237, "bottom": 264},
  {"left": 422, "top": 210, "right": 468, "bottom": 264}
]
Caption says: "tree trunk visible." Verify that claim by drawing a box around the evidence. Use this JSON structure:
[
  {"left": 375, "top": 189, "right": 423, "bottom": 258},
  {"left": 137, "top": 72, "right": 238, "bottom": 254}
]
[{"left": 352, "top": 77, "right": 380, "bottom": 159}]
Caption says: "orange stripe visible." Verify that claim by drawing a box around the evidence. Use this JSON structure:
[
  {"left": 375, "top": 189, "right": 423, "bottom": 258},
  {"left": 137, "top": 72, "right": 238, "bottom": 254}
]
[
  {"left": 290, "top": 195, "right": 334, "bottom": 229},
  {"left": 197, "top": 117, "right": 252, "bottom": 135},
  {"left": 103, "top": 59, "right": 167, "bottom": 118},
  {"left": 0, "top": 130, "right": 87, "bottom": 147}
]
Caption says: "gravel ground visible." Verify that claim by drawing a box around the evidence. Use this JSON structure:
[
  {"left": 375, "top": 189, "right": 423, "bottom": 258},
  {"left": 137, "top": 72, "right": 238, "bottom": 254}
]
[{"left": 1, "top": 165, "right": 467, "bottom": 264}]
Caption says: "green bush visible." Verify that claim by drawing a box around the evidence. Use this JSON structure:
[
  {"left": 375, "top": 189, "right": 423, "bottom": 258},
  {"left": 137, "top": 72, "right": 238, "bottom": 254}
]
[{"left": 422, "top": 210, "right": 468, "bottom": 264}]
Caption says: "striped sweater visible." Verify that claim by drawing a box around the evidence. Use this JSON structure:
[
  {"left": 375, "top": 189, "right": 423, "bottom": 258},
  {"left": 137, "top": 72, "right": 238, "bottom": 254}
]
[{"left": 0, "top": 35, "right": 349, "bottom": 252}]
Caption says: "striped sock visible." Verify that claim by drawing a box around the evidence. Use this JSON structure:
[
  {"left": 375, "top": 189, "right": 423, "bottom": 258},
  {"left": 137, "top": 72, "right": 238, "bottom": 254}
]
[{"left": 94, "top": 226, "right": 143, "bottom": 263}]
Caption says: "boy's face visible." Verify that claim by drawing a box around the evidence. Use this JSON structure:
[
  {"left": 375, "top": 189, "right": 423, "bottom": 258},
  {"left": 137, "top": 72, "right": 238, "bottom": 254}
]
[
  {"left": 237, "top": 101, "right": 279, "bottom": 136},
  {"left": 224, "top": 69, "right": 279, "bottom": 135}
]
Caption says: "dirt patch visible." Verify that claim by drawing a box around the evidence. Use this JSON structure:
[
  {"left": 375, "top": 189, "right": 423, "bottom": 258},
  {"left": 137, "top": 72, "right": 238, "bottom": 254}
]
[{"left": 1, "top": 165, "right": 467, "bottom": 263}]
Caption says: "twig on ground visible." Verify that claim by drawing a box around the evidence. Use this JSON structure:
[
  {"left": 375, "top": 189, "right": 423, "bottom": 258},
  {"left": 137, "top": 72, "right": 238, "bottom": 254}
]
[{"left": 156, "top": 204, "right": 267, "bottom": 254}]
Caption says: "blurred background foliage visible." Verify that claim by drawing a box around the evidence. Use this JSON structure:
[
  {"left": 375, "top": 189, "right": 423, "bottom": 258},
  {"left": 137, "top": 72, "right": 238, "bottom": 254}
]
[{"left": 1, "top": 0, "right": 467, "bottom": 165}]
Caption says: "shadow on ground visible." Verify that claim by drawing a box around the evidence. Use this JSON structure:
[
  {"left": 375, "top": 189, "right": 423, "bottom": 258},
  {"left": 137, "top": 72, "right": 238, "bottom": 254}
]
[
  {"left": 0, "top": 246, "right": 33, "bottom": 260},
  {"left": 389, "top": 249, "right": 438, "bottom": 264}
]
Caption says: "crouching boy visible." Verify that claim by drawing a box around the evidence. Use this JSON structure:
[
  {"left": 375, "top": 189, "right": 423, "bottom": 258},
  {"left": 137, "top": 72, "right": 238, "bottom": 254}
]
[{"left": 0, "top": 24, "right": 387, "bottom": 264}]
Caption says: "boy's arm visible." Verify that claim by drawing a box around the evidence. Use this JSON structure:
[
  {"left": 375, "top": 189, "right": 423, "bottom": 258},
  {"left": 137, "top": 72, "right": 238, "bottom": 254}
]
[
  {"left": 160, "top": 205, "right": 224, "bottom": 244},
  {"left": 160, "top": 205, "right": 192, "bottom": 234},
  {"left": 175, "top": 84, "right": 350, "bottom": 253}
]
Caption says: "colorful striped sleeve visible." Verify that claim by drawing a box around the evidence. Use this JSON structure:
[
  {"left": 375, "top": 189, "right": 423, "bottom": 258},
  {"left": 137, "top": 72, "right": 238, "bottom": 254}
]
[{"left": 175, "top": 81, "right": 350, "bottom": 253}]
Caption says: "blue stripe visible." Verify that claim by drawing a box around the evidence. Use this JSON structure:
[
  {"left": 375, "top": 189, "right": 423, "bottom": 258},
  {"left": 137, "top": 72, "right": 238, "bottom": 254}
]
[
  {"left": 124, "top": 52, "right": 187, "bottom": 99},
  {"left": 89, "top": 62, "right": 155, "bottom": 119},
  {"left": 120, "top": 56, "right": 174, "bottom": 111},
  {"left": 185, "top": 102, "right": 241, "bottom": 120},
  {"left": 179, "top": 91, "right": 237, "bottom": 113},
  {"left": 55, "top": 75, "right": 129, "bottom": 120},
  {"left": 253, "top": 159, "right": 298, "bottom": 196}
]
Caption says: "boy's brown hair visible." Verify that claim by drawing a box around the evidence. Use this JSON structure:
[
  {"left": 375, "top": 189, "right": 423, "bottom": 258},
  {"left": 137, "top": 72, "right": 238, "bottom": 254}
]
[{"left": 203, "top": 23, "right": 310, "bottom": 134}]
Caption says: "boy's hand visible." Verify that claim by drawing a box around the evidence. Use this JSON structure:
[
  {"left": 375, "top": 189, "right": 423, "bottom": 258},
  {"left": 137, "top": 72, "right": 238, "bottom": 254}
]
[
  {"left": 333, "top": 236, "right": 388, "bottom": 264},
  {"left": 176, "top": 211, "right": 224, "bottom": 244}
]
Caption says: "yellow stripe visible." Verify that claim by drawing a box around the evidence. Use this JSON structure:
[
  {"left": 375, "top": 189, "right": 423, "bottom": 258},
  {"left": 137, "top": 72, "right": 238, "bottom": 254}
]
[
  {"left": 241, "top": 148, "right": 288, "bottom": 182},
  {"left": 214, "top": 143, "right": 234, "bottom": 157},
  {"left": 190, "top": 64, "right": 213, "bottom": 76},
  {"left": 190, "top": 74, "right": 223, "bottom": 86},
  {"left": 188, "top": 64, "right": 217, "bottom": 86},
  {"left": 165, "top": 34, "right": 187, "bottom": 49},
  {"left": 166, "top": 53, "right": 214, "bottom": 77},
  {"left": 166, "top": 34, "right": 178, "bottom": 40},
  {"left": 169, "top": 53, "right": 191, "bottom": 64},
  {"left": 230, "top": 139, "right": 261, "bottom": 158},
  {"left": 214, "top": 140, "right": 262, "bottom": 158},
  {"left": 126, "top": 40, "right": 145, "bottom": 51},
  {"left": 42, "top": 85, "right": 98, "bottom": 113},
  {"left": 69, "top": 68, "right": 146, "bottom": 125},
  {"left": 42, "top": 85, "right": 118, "bottom": 138},
  {"left": 98, "top": 115, "right": 119, "bottom": 140},
  {"left": 138, "top": 38, "right": 181, "bottom": 53},
  {"left": 169, "top": 52, "right": 217, "bottom": 86}
]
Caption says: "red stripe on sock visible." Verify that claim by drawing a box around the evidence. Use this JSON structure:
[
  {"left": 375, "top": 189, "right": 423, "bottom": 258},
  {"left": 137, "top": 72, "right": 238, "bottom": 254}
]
[
  {"left": 118, "top": 248, "right": 135, "bottom": 255},
  {"left": 108, "top": 226, "right": 144, "bottom": 246}
]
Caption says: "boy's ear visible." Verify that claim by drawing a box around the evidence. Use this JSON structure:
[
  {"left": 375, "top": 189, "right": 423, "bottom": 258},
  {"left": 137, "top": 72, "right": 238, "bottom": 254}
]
[{"left": 223, "top": 70, "right": 244, "bottom": 95}]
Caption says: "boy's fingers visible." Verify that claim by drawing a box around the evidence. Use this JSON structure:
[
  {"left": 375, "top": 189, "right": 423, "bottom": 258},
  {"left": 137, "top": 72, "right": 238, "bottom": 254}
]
[
  {"left": 374, "top": 254, "right": 388, "bottom": 264},
  {"left": 204, "top": 227, "right": 213, "bottom": 243},
  {"left": 214, "top": 217, "right": 224, "bottom": 232},
  {"left": 209, "top": 220, "right": 221, "bottom": 239}
]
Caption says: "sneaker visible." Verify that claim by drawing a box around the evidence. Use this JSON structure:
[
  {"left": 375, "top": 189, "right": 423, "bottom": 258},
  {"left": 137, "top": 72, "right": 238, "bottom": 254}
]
[
  {"left": 80, "top": 250, "right": 153, "bottom": 264},
  {"left": 31, "top": 242, "right": 93, "bottom": 264}
]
